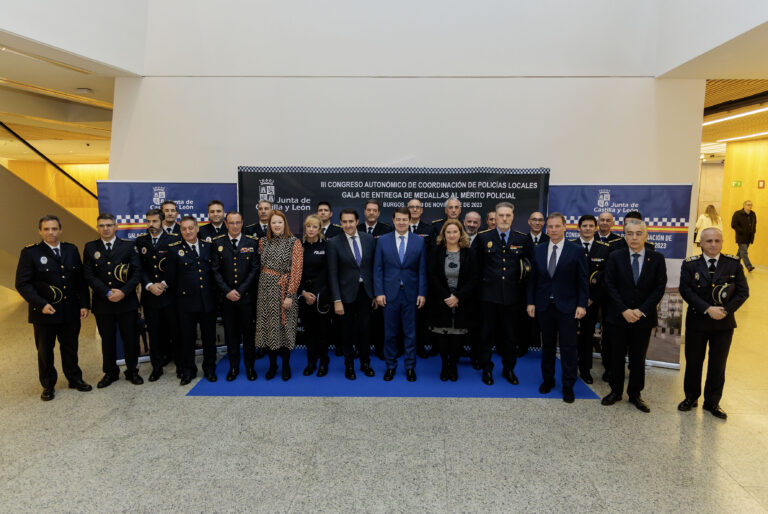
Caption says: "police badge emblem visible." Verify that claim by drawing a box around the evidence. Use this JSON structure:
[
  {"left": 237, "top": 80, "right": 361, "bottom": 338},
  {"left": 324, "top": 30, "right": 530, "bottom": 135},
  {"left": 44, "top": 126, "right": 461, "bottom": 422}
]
[
  {"left": 40, "top": 256, "right": 48, "bottom": 264},
  {"left": 141, "top": 247, "right": 147, "bottom": 254},
  {"left": 694, "top": 272, "right": 699, "bottom": 281},
  {"left": 487, "top": 241, "right": 493, "bottom": 248},
  {"left": 178, "top": 249, "right": 185, "bottom": 257},
  {"left": 218, "top": 246, "right": 224, "bottom": 252},
  {"left": 94, "top": 251, "right": 101, "bottom": 260}
]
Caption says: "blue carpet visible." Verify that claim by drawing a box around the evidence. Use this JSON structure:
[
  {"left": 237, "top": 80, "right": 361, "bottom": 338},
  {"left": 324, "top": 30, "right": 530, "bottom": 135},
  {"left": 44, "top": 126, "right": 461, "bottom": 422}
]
[{"left": 187, "top": 351, "right": 600, "bottom": 399}]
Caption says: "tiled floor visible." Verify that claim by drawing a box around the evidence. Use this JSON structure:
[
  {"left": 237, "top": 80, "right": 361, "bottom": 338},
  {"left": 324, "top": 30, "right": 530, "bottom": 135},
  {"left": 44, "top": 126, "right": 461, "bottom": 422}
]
[{"left": 1, "top": 268, "right": 767, "bottom": 512}]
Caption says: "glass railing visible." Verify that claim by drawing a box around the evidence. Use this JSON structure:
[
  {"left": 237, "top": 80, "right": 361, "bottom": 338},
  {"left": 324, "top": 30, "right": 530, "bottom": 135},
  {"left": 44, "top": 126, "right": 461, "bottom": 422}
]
[{"left": 0, "top": 121, "right": 98, "bottom": 225}]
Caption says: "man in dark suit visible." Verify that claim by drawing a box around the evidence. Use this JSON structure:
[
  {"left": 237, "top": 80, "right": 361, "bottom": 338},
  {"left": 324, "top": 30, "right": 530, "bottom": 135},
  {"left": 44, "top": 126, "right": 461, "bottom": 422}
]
[
  {"left": 135, "top": 208, "right": 181, "bottom": 381},
  {"left": 601, "top": 218, "right": 666, "bottom": 412},
  {"left": 731, "top": 200, "right": 757, "bottom": 271},
  {"left": 374, "top": 207, "right": 428, "bottom": 381},
  {"left": 474, "top": 202, "right": 533, "bottom": 386},
  {"left": 520, "top": 211, "right": 549, "bottom": 355},
  {"left": 678, "top": 227, "right": 749, "bottom": 420},
  {"left": 429, "top": 197, "right": 462, "bottom": 246},
  {"left": 83, "top": 213, "right": 144, "bottom": 388},
  {"left": 527, "top": 211, "right": 549, "bottom": 246},
  {"left": 569, "top": 214, "right": 611, "bottom": 384},
  {"left": 317, "top": 201, "right": 343, "bottom": 238},
  {"left": 595, "top": 212, "right": 622, "bottom": 244},
  {"left": 198, "top": 200, "right": 227, "bottom": 242},
  {"left": 160, "top": 201, "right": 181, "bottom": 235},
  {"left": 358, "top": 199, "right": 393, "bottom": 238},
  {"left": 212, "top": 211, "right": 260, "bottom": 382},
  {"left": 15, "top": 214, "right": 92, "bottom": 401},
  {"left": 407, "top": 198, "right": 431, "bottom": 236},
  {"left": 328, "top": 208, "right": 377, "bottom": 379},
  {"left": 244, "top": 200, "right": 272, "bottom": 238},
  {"left": 527, "top": 213, "right": 588, "bottom": 403},
  {"left": 166, "top": 215, "right": 219, "bottom": 385}
]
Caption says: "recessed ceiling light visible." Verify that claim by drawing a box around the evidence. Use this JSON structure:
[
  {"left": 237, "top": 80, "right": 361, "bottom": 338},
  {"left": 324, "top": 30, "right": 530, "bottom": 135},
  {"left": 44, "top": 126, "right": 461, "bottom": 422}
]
[
  {"left": 717, "top": 131, "right": 768, "bottom": 143},
  {"left": 75, "top": 87, "right": 93, "bottom": 94},
  {"left": 703, "top": 105, "right": 768, "bottom": 126}
]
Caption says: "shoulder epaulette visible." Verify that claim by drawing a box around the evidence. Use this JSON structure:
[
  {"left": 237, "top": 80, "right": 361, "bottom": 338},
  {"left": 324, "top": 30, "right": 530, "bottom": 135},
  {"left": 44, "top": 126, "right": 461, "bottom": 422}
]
[
  {"left": 245, "top": 223, "right": 257, "bottom": 228},
  {"left": 169, "top": 240, "right": 182, "bottom": 246},
  {"left": 122, "top": 238, "right": 133, "bottom": 242},
  {"left": 514, "top": 230, "right": 526, "bottom": 236},
  {"left": 608, "top": 238, "right": 622, "bottom": 244},
  {"left": 135, "top": 233, "right": 148, "bottom": 239},
  {"left": 595, "top": 240, "right": 610, "bottom": 247},
  {"left": 432, "top": 219, "right": 445, "bottom": 224},
  {"left": 333, "top": 224, "right": 342, "bottom": 228},
  {"left": 478, "top": 228, "right": 493, "bottom": 234},
  {"left": 25, "top": 242, "right": 37, "bottom": 248},
  {"left": 647, "top": 241, "right": 656, "bottom": 248},
  {"left": 212, "top": 234, "right": 226, "bottom": 240},
  {"left": 568, "top": 237, "right": 578, "bottom": 243},
  {"left": 685, "top": 255, "right": 701, "bottom": 262},
  {"left": 245, "top": 234, "right": 259, "bottom": 240},
  {"left": 722, "top": 253, "right": 739, "bottom": 260}
]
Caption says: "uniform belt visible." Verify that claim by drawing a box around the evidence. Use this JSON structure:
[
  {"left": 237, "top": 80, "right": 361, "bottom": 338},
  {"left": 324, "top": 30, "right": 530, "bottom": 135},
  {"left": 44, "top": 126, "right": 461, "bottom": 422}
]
[{"left": 263, "top": 267, "right": 291, "bottom": 325}]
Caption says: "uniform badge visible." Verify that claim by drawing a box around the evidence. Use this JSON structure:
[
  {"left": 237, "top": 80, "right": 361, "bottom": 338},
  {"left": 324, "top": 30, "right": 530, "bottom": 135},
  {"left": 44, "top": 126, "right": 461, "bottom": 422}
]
[
  {"left": 141, "top": 247, "right": 147, "bottom": 254},
  {"left": 694, "top": 272, "right": 699, "bottom": 281},
  {"left": 40, "top": 256, "right": 48, "bottom": 264},
  {"left": 205, "top": 237, "right": 212, "bottom": 243},
  {"left": 94, "top": 251, "right": 101, "bottom": 260},
  {"left": 178, "top": 249, "right": 185, "bottom": 257},
  {"left": 218, "top": 245, "right": 224, "bottom": 252},
  {"left": 487, "top": 241, "right": 493, "bottom": 248}
]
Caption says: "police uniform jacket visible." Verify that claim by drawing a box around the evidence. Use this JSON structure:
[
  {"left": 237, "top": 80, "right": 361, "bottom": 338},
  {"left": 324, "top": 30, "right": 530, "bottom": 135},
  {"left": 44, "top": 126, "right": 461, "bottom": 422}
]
[
  {"left": 321, "top": 224, "right": 343, "bottom": 239},
  {"left": 15, "top": 241, "right": 90, "bottom": 325},
  {"left": 410, "top": 220, "right": 431, "bottom": 236},
  {"left": 83, "top": 238, "right": 141, "bottom": 314},
  {"left": 527, "top": 232, "right": 550, "bottom": 246},
  {"left": 211, "top": 234, "right": 260, "bottom": 303},
  {"left": 162, "top": 223, "right": 181, "bottom": 235},
  {"left": 300, "top": 239, "right": 329, "bottom": 298},
  {"left": 678, "top": 254, "right": 748, "bottom": 331},
  {"left": 199, "top": 222, "right": 227, "bottom": 242},
  {"left": 244, "top": 222, "right": 268, "bottom": 238},
  {"left": 135, "top": 231, "right": 181, "bottom": 309},
  {"left": 165, "top": 239, "right": 217, "bottom": 313},
  {"left": 569, "top": 238, "right": 611, "bottom": 303},
  {"left": 357, "top": 221, "right": 393, "bottom": 239},
  {"left": 474, "top": 229, "right": 533, "bottom": 305},
  {"left": 595, "top": 232, "right": 622, "bottom": 245}
]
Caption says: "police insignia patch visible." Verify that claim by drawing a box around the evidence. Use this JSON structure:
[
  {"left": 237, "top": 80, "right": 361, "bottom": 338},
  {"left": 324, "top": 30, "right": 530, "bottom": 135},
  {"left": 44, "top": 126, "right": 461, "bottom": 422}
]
[
  {"left": 487, "top": 241, "right": 493, "bottom": 248},
  {"left": 218, "top": 246, "right": 224, "bottom": 252},
  {"left": 178, "top": 249, "right": 185, "bottom": 257},
  {"left": 40, "top": 256, "right": 48, "bottom": 264},
  {"left": 94, "top": 251, "right": 101, "bottom": 260},
  {"left": 141, "top": 247, "right": 147, "bottom": 254}
]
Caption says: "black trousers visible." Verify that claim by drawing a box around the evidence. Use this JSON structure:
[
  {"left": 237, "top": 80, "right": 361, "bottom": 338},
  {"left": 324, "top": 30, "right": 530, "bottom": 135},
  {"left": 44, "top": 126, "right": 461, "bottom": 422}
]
[
  {"left": 300, "top": 301, "right": 329, "bottom": 365},
  {"left": 435, "top": 332, "right": 464, "bottom": 366},
  {"left": 370, "top": 303, "right": 385, "bottom": 356},
  {"left": 600, "top": 310, "right": 613, "bottom": 372},
  {"left": 538, "top": 305, "right": 578, "bottom": 389},
  {"left": 577, "top": 303, "right": 600, "bottom": 374},
  {"left": 221, "top": 300, "right": 256, "bottom": 369},
  {"left": 178, "top": 310, "right": 218, "bottom": 377},
  {"left": 479, "top": 302, "right": 519, "bottom": 371},
  {"left": 684, "top": 327, "right": 733, "bottom": 405},
  {"left": 340, "top": 284, "right": 372, "bottom": 367},
  {"left": 144, "top": 303, "right": 179, "bottom": 370},
  {"left": 609, "top": 321, "right": 652, "bottom": 398},
  {"left": 33, "top": 320, "right": 83, "bottom": 389},
  {"left": 95, "top": 310, "right": 139, "bottom": 377}
]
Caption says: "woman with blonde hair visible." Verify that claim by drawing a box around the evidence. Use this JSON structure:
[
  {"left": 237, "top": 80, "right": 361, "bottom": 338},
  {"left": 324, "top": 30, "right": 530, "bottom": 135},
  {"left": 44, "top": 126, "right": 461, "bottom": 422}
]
[
  {"left": 255, "top": 210, "right": 303, "bottom": 380},
  {"left": 695, "top": 204, "right": 723, "bottom": 244}
]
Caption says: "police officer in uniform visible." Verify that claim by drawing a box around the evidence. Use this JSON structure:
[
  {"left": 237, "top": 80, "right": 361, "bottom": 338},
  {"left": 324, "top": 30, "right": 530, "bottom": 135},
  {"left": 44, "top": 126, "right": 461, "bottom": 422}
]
[
  {"left": 317, "top": 201, "right": 343, "bottom": 238},
  {"left": 199, "top": 200, "right": 227, "bottom": 242},
  {"left": 212, "top": 211, "right": 260, "bottom": 381},
  {"left": 160, "top": 201, "right": 181, "bottom": 235},
  {"left": 135, "top": 208, "right": 181, "bottom": 381},
  {"left": 474, "top": 202, "right": 533, "bottom": 385},
  {"left": 595, "top": 212, "right": 622, "bottom": 244},
  {"left": 244, "top": 200, "right": 273, "bottom": 238},
  {"left": 83, "top": 213, "right": 144, "bottom": 388},
  {"left": 166, "top": 215, "right": 219, "bottom": 385},
  {"left": 429, "top": 197, "right": 462, "bottom": 247},
  {"left": 15, "top": 215, "right": 92, "bottom": 401},
  {"left": 678, "top": 227, "right": 749, "bottom": 420}
]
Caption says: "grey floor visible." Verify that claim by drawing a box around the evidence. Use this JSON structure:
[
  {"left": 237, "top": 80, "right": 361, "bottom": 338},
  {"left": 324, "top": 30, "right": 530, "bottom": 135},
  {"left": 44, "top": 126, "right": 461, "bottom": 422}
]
[{"left": 1, "top": 271, "right": 767, "bottom": 513}]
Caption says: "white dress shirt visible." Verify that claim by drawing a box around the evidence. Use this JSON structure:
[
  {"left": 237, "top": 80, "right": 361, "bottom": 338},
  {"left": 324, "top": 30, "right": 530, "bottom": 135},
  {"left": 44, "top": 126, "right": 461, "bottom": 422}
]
[
  {"left": 579, "top": 237, "right": 594, "bottom": 252},
  {"left": 629, "top": 247, "right": 646, "bottom": 276},
  {"left": 395, "top": 230, "right": 409, "bottom": 256},
  {"left": 547, "top": 240, "right": 564, "bottom": 268}
]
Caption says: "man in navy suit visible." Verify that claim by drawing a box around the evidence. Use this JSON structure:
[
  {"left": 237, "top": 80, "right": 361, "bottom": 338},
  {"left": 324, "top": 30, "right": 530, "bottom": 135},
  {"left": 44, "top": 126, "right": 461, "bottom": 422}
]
[
  {"left": 327, "top": 208, "right": 377, "bottom": 380},
  {"left": 374, "top": 207, "right": 428, "bottom": 382},
  {"left": 601, "top": 219, "right": 666, "bottom": 412},
  {"left": 527, "top": 213, "right": 588, "bottom": 403}
]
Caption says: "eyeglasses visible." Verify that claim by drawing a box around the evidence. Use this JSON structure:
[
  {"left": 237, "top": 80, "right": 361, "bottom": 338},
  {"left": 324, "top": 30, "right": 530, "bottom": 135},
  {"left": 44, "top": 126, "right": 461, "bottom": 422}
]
[{"left": 529, "top": 218, "right": 544, "bottom": 222}]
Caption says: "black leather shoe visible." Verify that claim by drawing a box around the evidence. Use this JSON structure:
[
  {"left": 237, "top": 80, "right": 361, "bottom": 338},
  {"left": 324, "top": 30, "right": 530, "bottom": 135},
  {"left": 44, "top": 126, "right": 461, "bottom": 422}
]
[
  {"left": 97, "top": 374, "right": 118, "bottom": 389},
  {"left": 601, "top": 392, "right": 622, "bottom": 405},
  {"left": 360, "top": 362, "right": 375, "bottom": 377},
  {"left": 383, "top": 368, "right": 395, "bottom": 381},
  {"left": 482, "top": 369, "right": 494, "bottom": 386},
  {"left": 179, "top": 375, "right": 193, "bottom": 386},
  {"left": 148, "top": 369, "right": 163, "bottom": 382},
  {"left": 126, "top": 373, "right": 144, "bottom": 385},
  {"left": 303, "top": 364, "right": 316, "bottom": 376},
  {"left": 226, "top": 368, "right": 238, "bottom": 382},
  {"left": 629, "top": 396, "right": 650, "bottom": 413},
  {"left": 282, "top": 364, "right": 291, "bottom": 381},
  {"left": 246, "top": 367, "right": 257, "bottom": 381},
  {"left": 580, "top": 371, "right": 593, "bottom": 384},
  {"left": 40, "top": 387, "right": 55, "bottom": 401},
  {"left": 538, "top": 381, "right": 555, "bottom": 394},
  {"left": 204, "top": 372, "right": 217, "bottom": 383},
  {"left": 677, "top": 398, "right": 697, "bottom": 412},
  {"left": 68, "top": 379, "right": 92, "bottom": 392},
  {"left": 502, "top": 367, "right": 519, "bottom": 385},
  {"left": 703, "top": 402, "right": 728, "bottom": 419},
  {"left": 317, "top": 361, "right": 328, "bottom": 377},
  {"left": 563, "top": 387, "right": 575, "bottom": 403},
  {"left": 747, "top": 266, "right": 755, "bottom": 272},
  {"left": 440, "top": 365, "right": 448, "bottom": 382},
  {"left": 448, "top": 365, "right": 458, "bottom": 382},
  {"left": 406, "top": 369, "right": 417, "bottom": 382},
  {"left": 176, "top": 370, "right": 184, "bottom": 379},
  {"left": 601, "top": 371, "right": 611, "bottom": 383},
  {"left": 265, "top": 364, "right": 278, "bottom": 380},
  {"left": 345, "top": 366, "right": 357, "bottom": 380}
]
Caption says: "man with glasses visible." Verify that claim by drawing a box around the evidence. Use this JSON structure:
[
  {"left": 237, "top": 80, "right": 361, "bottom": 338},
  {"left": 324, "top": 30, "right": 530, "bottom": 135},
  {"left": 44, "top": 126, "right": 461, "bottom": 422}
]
[
  {"left": 527, "top": 212, "right": 549, "bottom": 247},
  {"left": 406, "top": 198, "right": 431, "bottom": 236},
  {"left": 83, "top": 213, "right": 144, "bottom": 388}
]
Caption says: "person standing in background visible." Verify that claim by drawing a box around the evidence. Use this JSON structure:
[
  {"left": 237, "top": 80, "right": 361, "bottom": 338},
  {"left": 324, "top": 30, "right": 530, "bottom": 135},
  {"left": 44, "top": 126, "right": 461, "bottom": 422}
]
[
  {"left": 695, "top": 204, "right": 722, "bottom": 247},
  {"left": 731, "top": 200, "right": 756, "bottom": 271}
]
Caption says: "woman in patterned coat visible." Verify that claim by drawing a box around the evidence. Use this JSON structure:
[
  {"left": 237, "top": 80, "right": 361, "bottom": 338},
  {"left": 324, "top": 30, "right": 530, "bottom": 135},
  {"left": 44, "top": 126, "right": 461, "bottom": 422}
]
[{"left": 255, "top": 210, "right": 303, "bottom": 380}]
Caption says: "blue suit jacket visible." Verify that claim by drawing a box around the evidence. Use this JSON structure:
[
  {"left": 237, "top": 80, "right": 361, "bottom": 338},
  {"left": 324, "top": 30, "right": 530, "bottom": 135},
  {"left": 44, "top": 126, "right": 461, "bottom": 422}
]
[
  {"left": 527, "top": 240, "right": 588, "bottom": 314},
  {"left": 373, "top": 231, "right": 427, "bottom": 302}
]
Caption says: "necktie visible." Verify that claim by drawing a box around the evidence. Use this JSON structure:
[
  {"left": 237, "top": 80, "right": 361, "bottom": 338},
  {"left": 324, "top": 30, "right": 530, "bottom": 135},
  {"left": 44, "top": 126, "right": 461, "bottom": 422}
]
[
  {"left": 53, "top": 247, "right": 61, "bottom": 259},
  {"left": 352, "top": 236, "right": 362, "bottom": 266},
  {"left": 367, "top": 226, "right": 373, "bottom": 235},
  {"left": 398, "top": 235, "right": 406, "bottom": 263},
  {"left": 191, "top": 244, "right": 198, "bottom": 258},
  {"left": 261, "top": 225, "right": 267, "bottom": 233},
  {"left": 533, "top": 236, "right": 538, "bottom": 245},
  {"left": 232, "top": 238, "right": 238, "bottom": 249},
  {"left": 105, "top": 242, "right": 112, "bottom": 252},
  {"left": 323, "top": 227, "right": 327, "bottom": 235},
  {"left": 708, "top": 258, "right": 716, "bottom": 275},
  {"left": 632, "top": 253, "right": 640, "bottom": 284},
  {"left": 500, "top": 232, "right": 506, "bottom": 247},
  {"left": 411, "top": 225, "right": 416, "bottom": 233},
  {"left": 152, "top": 237, "right": 158, "bottom": 247},
  {"left": 166, "top": 228, "right": 172, "bottom": 234},
  {"left": 548, "top": 245, "right": 558, "bottom": 277},
  {"left": 584, "top": 242, "right": 590, "bottom": 254}
]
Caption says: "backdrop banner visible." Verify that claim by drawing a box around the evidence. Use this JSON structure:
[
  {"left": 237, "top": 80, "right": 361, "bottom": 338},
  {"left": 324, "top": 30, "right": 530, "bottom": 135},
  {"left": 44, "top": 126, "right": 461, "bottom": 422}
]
[
  {"left": 549, "top": 184, "right": 693, "bottom": 367},
  {"left": 238, "top": 166, "right": 550, "bottom": 234}
]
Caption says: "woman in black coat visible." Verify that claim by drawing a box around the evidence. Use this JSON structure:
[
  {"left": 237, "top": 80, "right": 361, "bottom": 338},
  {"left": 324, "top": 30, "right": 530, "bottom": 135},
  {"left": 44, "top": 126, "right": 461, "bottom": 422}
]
[
  {"left": 299, "top": 214, "right": 331, "bottom": 377},
  {"left": 427, "top": 219, "right": 478, "bottom": 381}
]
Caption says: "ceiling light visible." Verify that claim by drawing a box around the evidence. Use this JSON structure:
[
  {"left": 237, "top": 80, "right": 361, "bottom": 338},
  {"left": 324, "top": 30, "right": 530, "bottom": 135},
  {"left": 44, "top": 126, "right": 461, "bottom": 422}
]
[
  {"left": 75, "top": 87, "right": 93, "bottom": 94},
  {"left": 717, "top": 131, "right": 768, "bottom": 143},
  {"left": 703, "top": 105, "right": 768, "bottom": 126}
]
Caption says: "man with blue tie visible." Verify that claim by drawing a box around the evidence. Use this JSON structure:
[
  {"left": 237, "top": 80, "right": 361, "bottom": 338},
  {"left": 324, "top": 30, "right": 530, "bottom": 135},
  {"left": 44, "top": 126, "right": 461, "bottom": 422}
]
[
  {"left": 527, "top": 213, "right": 588, "bottom": 403},
  {"left": 600, "top": 218, "right": 666, "bottom": 412},
  {"left": 374, "top": 207, "right": 428, "bottom": 382}
]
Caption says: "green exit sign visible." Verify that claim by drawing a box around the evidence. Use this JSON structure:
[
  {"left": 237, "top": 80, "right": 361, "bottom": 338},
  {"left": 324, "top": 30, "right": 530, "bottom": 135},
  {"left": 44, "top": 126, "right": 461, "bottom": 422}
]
[{"left": 732, "top": 180, "right": 742, "bottom": 187}]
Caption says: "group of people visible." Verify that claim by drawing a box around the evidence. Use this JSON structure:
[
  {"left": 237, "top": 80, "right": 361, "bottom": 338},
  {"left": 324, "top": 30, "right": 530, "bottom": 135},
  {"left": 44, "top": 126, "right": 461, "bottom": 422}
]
[{"left": 15, "top": 196, "right": 750, "bottom": 419}]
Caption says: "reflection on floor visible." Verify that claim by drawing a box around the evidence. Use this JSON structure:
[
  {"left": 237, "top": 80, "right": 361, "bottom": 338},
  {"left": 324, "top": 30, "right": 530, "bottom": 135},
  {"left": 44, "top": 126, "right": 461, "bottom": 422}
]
[{"left": 1, "top": 267, "right": 767, "bottom": 512}]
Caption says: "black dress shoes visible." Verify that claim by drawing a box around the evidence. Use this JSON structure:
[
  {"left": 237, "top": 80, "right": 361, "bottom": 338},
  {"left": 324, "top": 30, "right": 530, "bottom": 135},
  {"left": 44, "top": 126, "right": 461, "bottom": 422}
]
[
  {"left": 303, "top": 363, "right": 316, "bottom": 376},
  {"left": 68, "top": 379, "right": 92, "bottom": 392},
  {"left": 246, "top": 367, "right": 258, "bottom": 381},
  {"left": 226, "top": 368, "right": 239, "bottom": 382},
  {"left": 148, "top": 369, "right": 163, "bottom": 382},
  {"left": 317, "top": 360, "right": 328, "bottom": 377},
  {"left": 97, "top": 374, "right": 119, "bottom": 389},
  {"left": 179, "top": 375, "right": 193, "bottom": 386},
  {"left": 126, "top": 373, "right": 144, "bottom": 385},
  {"left": 282, "top": 364, "right": 291, "bottom": 381},
  {"left": 176, "top": 369, "right": 184, "bottom": 379},
  {"left": 204, "top": 372, "right": 217, "bottom": 383},
  {"left": 677, "top": 398, "right": 697, "bottom": 412},
  {"left": 601, "top": 392, "right": 622, "bottom": 405},
  {"left": 360, "top": 362, "right": 375, "bottom": 377},
  {"left": 580, "top": 371, "right": 593, "bottom": 384},
  {"left": 482, "top": 369, "right": 494, "bottom": 386},
  {"left": 406, "top": 369, "right": 417, "bottom": 382},
  {"left": 383, "top": 368, "right": 395, "bottom": 381},
  {"left": 345, "top": 366, "right": 357, "bottom": 380},
  {"left": 40, "top": 387, "right": 55, "bottom": 401},
  {"left": 703, "top": 402, "right": 728, "bottom": 419},
  {"left": 502, "top": 367, "right": 519, "bottom": 385},
  {"left": 563, "top": 386, "right": 575, "bottom": 403},
  {"left": 539, "top": 381, "right": 555, "bottom": 394},
  {"left": 448, "top": 365, "right": 458, "bottom": 382},
  {"left": 440, "top": 365, "right": 448, "bottom": 382},
  {"left": 265, "top": 364, "right": 278, "bottom": 380},
  {"left": 629, "top": 396, "right": 650, "bottom": 413}
]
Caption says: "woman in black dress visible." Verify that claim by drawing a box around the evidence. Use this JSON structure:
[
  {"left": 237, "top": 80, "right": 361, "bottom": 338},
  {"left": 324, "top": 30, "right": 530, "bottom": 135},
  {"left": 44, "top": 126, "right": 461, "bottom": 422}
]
[
  {"left": 427, "top": 219, "right": 477, "bottom": 381},
  {"left": 299, "top": 214, "right": 331, "bottom": 377}
]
